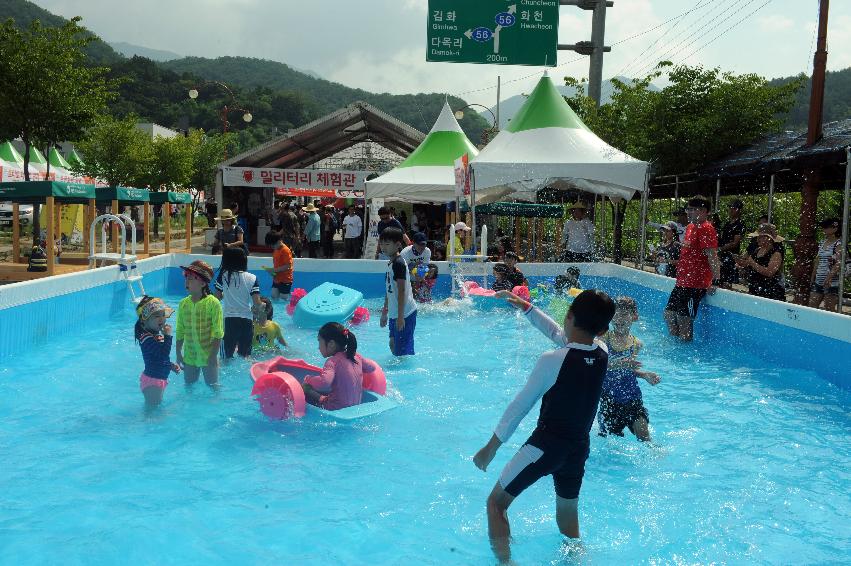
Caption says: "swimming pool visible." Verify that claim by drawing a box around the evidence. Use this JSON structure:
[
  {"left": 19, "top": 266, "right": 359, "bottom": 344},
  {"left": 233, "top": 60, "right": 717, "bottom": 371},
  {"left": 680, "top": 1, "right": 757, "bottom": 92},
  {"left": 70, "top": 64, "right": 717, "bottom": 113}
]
[{"left": 1, "top": 256, "right": 849, "bottom": 563}]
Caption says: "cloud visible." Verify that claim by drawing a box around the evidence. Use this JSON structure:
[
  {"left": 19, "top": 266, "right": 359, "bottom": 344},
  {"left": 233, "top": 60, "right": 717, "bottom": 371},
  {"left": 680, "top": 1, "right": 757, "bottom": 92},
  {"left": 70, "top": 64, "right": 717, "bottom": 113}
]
[{"left": 758, "top": 14, "right": 795, "bottom": 32}]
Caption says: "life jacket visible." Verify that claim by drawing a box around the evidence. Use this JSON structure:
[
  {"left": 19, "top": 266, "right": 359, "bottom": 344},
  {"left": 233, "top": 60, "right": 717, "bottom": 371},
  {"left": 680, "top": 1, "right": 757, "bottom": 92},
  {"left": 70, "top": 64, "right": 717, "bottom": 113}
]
[{"left": 28, "top": 245, "right": 47, "bottom": 272}]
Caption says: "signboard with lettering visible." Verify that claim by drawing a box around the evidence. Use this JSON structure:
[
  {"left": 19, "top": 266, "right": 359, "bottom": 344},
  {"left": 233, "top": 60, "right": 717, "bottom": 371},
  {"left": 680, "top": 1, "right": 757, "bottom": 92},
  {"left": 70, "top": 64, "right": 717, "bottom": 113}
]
[
  {"left": 427, "top": 0, "right": 559, "bottom": 66},
  {"left": 222, "top": 167, "right": 371, "bottom": 192}
]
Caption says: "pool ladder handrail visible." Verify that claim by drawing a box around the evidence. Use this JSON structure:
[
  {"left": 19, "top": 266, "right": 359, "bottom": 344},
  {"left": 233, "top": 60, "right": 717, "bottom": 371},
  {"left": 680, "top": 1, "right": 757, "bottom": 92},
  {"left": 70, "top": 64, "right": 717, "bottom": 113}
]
[{"left": 89, "top": 213, "right": 145, "bottom": 303}]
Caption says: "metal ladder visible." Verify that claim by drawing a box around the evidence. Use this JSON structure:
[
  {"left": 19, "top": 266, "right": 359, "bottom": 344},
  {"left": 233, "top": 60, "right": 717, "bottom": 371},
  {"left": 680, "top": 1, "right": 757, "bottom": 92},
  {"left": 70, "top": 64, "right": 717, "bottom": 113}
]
[{"left": 89, "top": 213, "right": 146, "bottom": 303}]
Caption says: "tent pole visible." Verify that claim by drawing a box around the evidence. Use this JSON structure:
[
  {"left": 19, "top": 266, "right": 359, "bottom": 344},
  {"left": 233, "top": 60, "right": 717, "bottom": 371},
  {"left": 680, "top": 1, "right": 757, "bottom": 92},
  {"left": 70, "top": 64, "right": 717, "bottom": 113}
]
[
  {"left": 639, "top": 174, "right": 650, "bottom": 271},
  {"left": 143, "top": 203, "right": 150, "bottom": 255},
  {"left": 470, "top": 168, "right": 477, "bottom": 255},
  {"left": 46, "top": 196, "right": 55, "bottom": 276},
  {"left": 12, "top": 203, "right": 20, "bottom": 263},
  {"left": 767, "top": 174, "right": 776, "bottom": 223},
  {"left": 838, "top": 147, "right": 850, "bottom": 314},
  {"left": 185, "top": 203, "right": 192, "bottom": 252},
  {"left": 164, "top": 202, "right": 171, "bottom": 253},
  {"left": 83, "top": 199, "right": 94, "bottom": 251},
  {"left": 674, "top": 176, "right": 679, "bottom": 209}
]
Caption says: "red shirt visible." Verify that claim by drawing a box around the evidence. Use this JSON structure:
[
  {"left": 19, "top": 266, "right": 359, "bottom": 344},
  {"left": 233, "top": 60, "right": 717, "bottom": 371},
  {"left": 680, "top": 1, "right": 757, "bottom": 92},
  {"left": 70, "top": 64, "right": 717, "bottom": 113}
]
[{"left": 676, "top": 221, "right": 718, "bottom": 289}]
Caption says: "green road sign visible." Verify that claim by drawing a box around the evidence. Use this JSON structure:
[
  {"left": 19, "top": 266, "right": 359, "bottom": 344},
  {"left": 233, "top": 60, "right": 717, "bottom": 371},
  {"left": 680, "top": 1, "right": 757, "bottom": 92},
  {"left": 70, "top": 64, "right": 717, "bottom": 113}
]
[{"left": 426, "top": 0, "right": 559, "bottom": 67}]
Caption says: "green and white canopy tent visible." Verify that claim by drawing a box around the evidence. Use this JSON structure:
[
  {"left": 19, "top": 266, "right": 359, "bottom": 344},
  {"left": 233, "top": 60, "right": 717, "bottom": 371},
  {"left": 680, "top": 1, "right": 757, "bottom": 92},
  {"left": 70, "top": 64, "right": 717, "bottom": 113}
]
[
  {"left": 364, "top": 102, "right": 479, "bottom": 203},
  {"left": 471, "top": 72, "right": 649, "bottom": 202}
]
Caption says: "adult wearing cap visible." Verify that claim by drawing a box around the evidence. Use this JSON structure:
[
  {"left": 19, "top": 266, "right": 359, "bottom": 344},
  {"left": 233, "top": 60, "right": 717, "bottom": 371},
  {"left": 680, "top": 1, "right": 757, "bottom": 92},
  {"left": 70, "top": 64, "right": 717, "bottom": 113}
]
[
  {"left": 302, "top": 203, "right": 321, "bottom": 258},
  {"left": 451, "top": 221, "right": 471, "bottom": 261},
  {"left": 654, "top": 221, "right": 681, "bottom": 278},
  {"left": 213, "top": 209, "right": 247, "bottom": 256},
  {"left": 735, "top": 224, "right": 785, "bottom": 301},
  {"left": 717, "top": 199, "right": 746, "bottom": 288},
  {"left": 175, "top": 260, "right": 223, "bottom": 386},
  {"left": 561, "top": 202, "right": 595, "bottom": 262},
  {"left": 663, "top": 195, "right": 720, "bottom": 341},
  {"left": 809, "top": 218, "right": 844, "bottom": 311}
]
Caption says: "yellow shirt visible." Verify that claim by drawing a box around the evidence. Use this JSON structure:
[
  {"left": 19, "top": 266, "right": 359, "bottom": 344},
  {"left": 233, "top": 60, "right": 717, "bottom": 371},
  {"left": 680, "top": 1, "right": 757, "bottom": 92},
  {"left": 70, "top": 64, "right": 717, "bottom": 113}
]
[
  {"left": 175, "top": 294, "right": 224, "bottom": 367},
  {"left": 253, "top": 321, "right": 284, "bottom": 349}
]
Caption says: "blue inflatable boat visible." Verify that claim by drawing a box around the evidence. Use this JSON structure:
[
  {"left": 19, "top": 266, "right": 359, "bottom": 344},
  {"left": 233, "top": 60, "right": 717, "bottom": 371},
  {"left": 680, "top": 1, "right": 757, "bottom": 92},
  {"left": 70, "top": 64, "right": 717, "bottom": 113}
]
[{"left": 292, "top": 282, "right": 364, "bottom": 328}]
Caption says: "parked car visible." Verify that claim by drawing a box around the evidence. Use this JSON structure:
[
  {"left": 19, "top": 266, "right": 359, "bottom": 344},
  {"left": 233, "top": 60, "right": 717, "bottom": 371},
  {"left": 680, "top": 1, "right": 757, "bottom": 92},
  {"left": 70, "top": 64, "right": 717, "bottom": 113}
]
[{"left": 0, "top": 202, "right": 34, "bottom": 227}]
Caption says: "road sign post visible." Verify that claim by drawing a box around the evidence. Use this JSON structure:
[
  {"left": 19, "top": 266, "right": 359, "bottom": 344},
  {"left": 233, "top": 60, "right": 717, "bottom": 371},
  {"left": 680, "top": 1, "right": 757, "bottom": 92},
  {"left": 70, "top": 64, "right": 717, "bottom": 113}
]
[{"left": 427, "top": 1, "right": 559, "bottom": 66}]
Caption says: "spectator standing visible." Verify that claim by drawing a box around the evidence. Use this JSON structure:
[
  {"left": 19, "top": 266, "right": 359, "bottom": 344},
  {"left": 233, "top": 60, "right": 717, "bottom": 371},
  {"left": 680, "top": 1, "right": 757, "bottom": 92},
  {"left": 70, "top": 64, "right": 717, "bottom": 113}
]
[
  {"left": 342, "top": 205, "right": 364, "bottom": 258},
  {"left": 205, "top": 196, "right": 218, "bottom": 228},
  {"left": 375, "top": 206, "right": 409, "bottom": 259},
  {"left": 717, "top": 199, "right": 746, "bottom": 288},
  {"left": 321, "top": 205, "right": 337, "bottom": 258},
  {"left": 809, "top": 218, "right": 843, "bottom": 311},
  {"left": 654, "top": 222, "right": 681, "bottom": 278},
  {"left": 672, "top": 208, "right": 688, "bottom": 243},
  {"left": 302, "top": 203, "right": 321, "bottom": 258},
  {"left": 561, "top": 202, "right": 595, "bottom": 262},
  {"left": 663, "top": 196, "right": 720, "bottom": 341},
  {"left": 736, "top": 224, "right": 785, "bottom": 301}
]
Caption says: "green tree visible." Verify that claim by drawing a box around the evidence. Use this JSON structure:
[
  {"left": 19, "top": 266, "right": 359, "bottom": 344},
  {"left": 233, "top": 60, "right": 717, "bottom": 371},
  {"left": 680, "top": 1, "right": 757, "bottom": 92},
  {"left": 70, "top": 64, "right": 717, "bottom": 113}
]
[
  {"left": 0, "top": 16, "right": 117, "bottom": 242},
  {"left": 562, "top": 63, "right": 803, "bottom": 262},
  {"left": 71, "top": 114, "right": 153, "bottom": 188}
]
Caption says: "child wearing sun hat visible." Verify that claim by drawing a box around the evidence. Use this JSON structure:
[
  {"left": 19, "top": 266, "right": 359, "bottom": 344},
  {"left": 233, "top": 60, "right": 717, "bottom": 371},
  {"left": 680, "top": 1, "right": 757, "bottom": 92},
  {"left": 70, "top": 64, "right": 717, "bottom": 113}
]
[
  {"left": 175, "top": 260, "right": 224, "bottom": 386},
  {"left": 135, "top": 296, "right": 180, "bottom": 406}
]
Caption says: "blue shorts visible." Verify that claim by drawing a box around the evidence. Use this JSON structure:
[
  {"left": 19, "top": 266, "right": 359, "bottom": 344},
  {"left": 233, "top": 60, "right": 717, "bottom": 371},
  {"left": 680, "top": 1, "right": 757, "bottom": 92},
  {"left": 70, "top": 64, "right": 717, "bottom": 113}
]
[{"left": 389, "top": 311, "right": 417, "bottom": 356}]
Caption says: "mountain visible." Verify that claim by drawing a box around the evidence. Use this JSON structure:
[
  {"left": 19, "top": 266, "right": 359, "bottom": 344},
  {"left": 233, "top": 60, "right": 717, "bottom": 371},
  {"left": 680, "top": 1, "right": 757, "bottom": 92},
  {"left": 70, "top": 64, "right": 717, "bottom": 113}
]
[
  {"left": 0, "top": 0, "right": 123, "bottom": 65},
  {"left": 769, "top": 67, "right": 851, "bottom": 129},
  {"left": 484, "top": 76, "right": 661, "bottom": 128},
  {"left": 109, "top": 41, "right": 181, "bottom": 62},
  {"left": 160, "top": 55, "right": 488, "bottom": 140},
  {"left": 3, "top": 0, "right": 489, "bottom": 152}
]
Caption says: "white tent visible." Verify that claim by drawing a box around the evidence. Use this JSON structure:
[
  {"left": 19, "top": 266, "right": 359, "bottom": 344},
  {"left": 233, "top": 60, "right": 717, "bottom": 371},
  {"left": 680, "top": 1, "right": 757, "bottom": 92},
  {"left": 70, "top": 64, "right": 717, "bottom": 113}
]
[
  {"left": 471, "top": 72, "right": 649, "bottom": 202},
  {"left": 364, "top": 102, "right": 479, "bottom": 203}
]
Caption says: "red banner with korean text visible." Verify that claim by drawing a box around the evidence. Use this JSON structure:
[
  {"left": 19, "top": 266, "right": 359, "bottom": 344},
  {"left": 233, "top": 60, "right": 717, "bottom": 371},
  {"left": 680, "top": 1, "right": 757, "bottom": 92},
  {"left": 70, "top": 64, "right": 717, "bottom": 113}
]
[{"left": 223, "top": 167, "right": 369, "bottom": 197}]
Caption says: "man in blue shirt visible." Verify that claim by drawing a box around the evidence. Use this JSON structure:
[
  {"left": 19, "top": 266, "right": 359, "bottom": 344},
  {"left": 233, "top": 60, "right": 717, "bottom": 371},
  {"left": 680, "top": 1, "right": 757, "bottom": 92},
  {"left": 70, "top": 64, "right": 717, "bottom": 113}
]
[{"left": 302, "top": 203, "right": 321, "bottom": 258}]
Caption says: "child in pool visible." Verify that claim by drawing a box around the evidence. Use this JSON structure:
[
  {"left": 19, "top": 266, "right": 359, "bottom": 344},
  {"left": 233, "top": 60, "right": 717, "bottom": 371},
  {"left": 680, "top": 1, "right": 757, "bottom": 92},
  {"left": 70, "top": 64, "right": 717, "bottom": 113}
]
[
  {"left": 491, "top": 263, "right": 514, "bottom": 292},
  {"left": 598, "top": 297, "right": 660, "bottom": 441},
  {"left": 554, "top": 266, "right": 582, "bottom": 294},
  {"left": 215, "top": 247, "right": 263, "bottom": 358},
  {"left": 253, "top": 296, "right": 288, "bottom": 351},
  {"left": 411, "top": 263, "right": 438, "bottom": 303},
  {"left": 301, "top": 323, "right": 364, "bottom": 411},
  {"left": 474, "top": 289, "right": 615, "bottom": 562},
  {"left": 176, "top": 260, "right": 223, "bottom": 387},
  {"left": 135, "top": 296, "right": 181, "bottom": 406},
  {"left": 503, "top": 251, "right": 527, "bottom": 288},
  {"left": 379, "top": 227, "right": 418, "bottom": 356}
]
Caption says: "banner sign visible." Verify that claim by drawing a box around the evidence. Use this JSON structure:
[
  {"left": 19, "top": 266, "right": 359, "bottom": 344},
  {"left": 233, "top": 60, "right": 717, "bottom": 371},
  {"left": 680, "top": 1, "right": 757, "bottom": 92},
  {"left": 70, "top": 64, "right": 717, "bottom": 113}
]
[
  {"left": 223, "top": 167, "right": 370, "bottom": 191},
  {"left": 274, "top": 187, "right": 364, "bottom": 198},
  {"left": 362, "top": 197, "right": 385, "bottom": 260},
  {"left": 454, "top": 153, "right": 470, "bottom": 197}
]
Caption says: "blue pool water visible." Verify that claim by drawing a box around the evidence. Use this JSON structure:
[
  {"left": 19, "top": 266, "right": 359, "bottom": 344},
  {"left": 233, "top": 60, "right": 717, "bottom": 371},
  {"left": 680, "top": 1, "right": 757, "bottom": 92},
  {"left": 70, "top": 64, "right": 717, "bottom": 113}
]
[{"left": 1, "top": 286, "right": 850, "bottom": 564}]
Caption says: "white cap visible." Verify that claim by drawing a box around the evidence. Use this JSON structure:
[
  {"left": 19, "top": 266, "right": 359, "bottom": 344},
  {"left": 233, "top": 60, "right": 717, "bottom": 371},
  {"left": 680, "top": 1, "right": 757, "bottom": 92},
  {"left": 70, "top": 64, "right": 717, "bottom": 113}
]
[{"left": 454, "top": 221, "right": 471, "bottom": 231}]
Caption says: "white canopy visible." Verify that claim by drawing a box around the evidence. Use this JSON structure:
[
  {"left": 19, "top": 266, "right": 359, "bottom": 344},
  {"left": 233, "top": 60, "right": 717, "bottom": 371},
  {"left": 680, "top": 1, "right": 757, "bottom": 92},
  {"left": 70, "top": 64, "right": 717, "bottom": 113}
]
[
  {"left": 471, "top": 73, "right": 649, "bottom": 202},
  {"left": 365, "top": 102, "right": 479, "bottom": 203}
]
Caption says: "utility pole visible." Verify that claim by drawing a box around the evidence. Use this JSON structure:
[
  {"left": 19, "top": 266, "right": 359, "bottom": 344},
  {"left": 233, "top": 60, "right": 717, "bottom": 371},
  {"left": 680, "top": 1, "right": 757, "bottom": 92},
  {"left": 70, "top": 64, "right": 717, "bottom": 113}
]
[
  {"left": 559, "top": 0, "right": 613, "bottom": 106},
  {"left": 792, "top": 0, "right": 830, "bottom": 304}
]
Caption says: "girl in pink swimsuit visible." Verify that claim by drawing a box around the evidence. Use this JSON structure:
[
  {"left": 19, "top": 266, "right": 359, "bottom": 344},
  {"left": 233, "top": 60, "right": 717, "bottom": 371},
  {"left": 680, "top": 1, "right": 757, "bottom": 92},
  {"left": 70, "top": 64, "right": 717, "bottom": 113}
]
[{"left": 301, "top": 323, "right": 364, "bottom": 410}]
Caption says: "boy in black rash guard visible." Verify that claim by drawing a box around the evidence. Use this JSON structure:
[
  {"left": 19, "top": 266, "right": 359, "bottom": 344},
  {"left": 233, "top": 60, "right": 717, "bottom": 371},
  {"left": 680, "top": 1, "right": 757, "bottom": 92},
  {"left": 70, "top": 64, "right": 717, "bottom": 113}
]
[{"left": 473, "top": 289, "right": 615, "bottom": 563}]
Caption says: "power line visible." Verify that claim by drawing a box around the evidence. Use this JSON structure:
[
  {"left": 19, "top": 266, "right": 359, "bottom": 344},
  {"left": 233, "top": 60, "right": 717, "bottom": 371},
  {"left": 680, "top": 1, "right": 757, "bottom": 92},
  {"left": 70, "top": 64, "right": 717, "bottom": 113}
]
[
  {"left": 631, "top": 0, "right": 743, "bottom": 78},
  {"left": 673, "top": 0, "right": 774, "bottom": 66},
  {"left": 614, "top": 0, "right": 717, "bottom": 79}
]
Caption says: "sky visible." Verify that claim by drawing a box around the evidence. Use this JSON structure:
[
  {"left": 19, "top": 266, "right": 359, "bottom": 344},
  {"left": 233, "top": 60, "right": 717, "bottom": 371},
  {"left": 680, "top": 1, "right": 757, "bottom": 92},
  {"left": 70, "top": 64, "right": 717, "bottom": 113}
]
[{"left": 33, "top": 0, "right": 851, "bottom": 104}]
